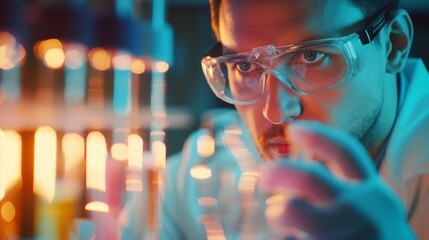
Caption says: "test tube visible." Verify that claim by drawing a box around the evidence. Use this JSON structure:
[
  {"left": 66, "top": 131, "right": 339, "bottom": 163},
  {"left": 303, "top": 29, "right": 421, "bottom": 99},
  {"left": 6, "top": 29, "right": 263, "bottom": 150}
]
[
  {"left": 64, "top": 44, "right": 87, "bottom": 106},
  {"left": 113, "top": 52, "right": 132, "bottom": 116}
]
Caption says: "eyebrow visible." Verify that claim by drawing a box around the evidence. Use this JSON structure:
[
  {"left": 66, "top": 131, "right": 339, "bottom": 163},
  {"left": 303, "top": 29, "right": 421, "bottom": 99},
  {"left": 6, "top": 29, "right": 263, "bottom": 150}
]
[
  {"left": 219, "top": 32, "right": 327, "bottom": 56},
  {"left": 218, "top": 25, "right": 342, "bottom": 56}
]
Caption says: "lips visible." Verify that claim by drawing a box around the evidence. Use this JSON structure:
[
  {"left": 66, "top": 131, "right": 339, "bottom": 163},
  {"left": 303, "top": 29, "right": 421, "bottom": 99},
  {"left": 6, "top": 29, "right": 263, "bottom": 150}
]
[
  {"left": 266, "top": 138, "right": 291, "bottom": 159},
  {"left": 271, "top": 143, "right": 290, "bottom": 155},
  {"left": 257, "top": 125, "right": 290, "bottom": 160}
]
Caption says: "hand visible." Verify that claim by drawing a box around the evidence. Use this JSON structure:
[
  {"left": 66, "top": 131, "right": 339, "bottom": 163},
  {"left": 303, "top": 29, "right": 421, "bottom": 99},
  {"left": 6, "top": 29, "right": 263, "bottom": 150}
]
[{"left": 258, "top": 121, "right": 416, "bottom": 240}]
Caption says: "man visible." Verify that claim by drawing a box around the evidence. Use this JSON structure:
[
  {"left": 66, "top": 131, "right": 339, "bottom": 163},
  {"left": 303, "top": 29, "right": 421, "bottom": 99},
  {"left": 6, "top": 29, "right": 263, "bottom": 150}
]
[{"left": 162, "top": 0, "right": 429, "bottom": 239}]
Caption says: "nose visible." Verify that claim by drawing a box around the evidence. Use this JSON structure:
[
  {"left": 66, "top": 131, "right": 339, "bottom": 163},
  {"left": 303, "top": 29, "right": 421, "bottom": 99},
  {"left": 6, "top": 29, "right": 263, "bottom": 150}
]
[{"left": 262, "top": 72, "right": 302, "bottom": 124}]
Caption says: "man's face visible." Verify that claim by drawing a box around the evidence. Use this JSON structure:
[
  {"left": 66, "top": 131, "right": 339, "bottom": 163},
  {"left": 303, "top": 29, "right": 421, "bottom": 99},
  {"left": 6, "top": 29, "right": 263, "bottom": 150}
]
[{"left": 218, "top": 0, "right": 390, "bottom": 160}]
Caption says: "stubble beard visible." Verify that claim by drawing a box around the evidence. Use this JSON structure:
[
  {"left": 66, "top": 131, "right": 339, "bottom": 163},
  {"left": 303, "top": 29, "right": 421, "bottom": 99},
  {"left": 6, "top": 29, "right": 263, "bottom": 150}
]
[
  {"left": 254, "top": 98, "right": 383, "bottom": 161},
  {"left": 346, "top": 98, "right": 383, "bottom": 152},
  {"left": 257, "top": 124, "right": 286, "bottom": 160}
]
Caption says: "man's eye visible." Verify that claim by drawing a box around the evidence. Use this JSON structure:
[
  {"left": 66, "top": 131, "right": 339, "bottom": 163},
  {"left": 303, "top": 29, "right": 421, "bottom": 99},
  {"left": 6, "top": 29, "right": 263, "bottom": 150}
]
[
  {"left": 298, "top": 50, "right": 326, "bottom": 63},
  {"left": 236, "top": 61, "right": 258, "bottom": 73}
]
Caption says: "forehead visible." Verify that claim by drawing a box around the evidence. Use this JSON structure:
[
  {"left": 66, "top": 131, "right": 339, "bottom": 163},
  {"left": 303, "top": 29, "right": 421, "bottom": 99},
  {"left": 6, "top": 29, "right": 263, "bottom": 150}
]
[{"left": 219, "top": 0, "right": 365, "bottom": 52}]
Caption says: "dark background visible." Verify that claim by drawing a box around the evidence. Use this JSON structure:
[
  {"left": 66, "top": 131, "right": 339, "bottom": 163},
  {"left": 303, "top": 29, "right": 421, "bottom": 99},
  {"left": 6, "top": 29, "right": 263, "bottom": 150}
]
[{"left": 164, "top": 0, "right": 429, "bottom": 156}]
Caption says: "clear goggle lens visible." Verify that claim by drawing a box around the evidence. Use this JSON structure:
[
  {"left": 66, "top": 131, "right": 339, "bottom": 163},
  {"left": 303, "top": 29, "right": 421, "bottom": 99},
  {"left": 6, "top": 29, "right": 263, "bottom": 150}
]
[{"left": 202, "top": 33, "right": 367, "bottom": 105}]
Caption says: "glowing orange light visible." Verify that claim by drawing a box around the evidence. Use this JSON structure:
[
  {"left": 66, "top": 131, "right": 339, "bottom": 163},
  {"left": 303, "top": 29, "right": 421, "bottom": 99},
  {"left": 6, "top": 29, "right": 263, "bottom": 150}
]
[
  {"left": 265, "top": 194, "right": 286, "bottom": 220},
  {"left": 197, "top": 134, "right": 215, "bottom": 158},
  {"left": 154, "top": 61, "right": 169, "bottom": 73},
  {"left": 34, "top": 126, "right": 57, "bottom": 203},
  {"left": 0, "top": 130, "right": 5, "bottom": 200},
  {"left": 198, "top": 197, "right": 217, "bottom": 207},
  {"left": 0, "top": 45, "right": 15, "bottom": 70},
  {"left": 224, "top": 126, "right": 242, "bottom": 135},
  {"left": 190, "top": 164, "right": 212, "bottom": 180},
  {"left": 152, "top": 141, "right": 166, "bottom": 169},
  {"left": 1, "top": 201, "right": 16, "bottom": 222},
  {"left": 0, "top": 131, "right": 21, "bottom": 197},
  {"left": 111, "top": 143, "right": 128, "bottom": 161},
  {"left": 126, "top": 178, "right": 143, "bottom": 192},
  {"left": 128, "top": 134, "right": 143, "bottom": 170},
  {"left": 126, "top": 134, "right": 143, "bottom": 192},
  {"left": 0, "top": 32, "right": 25, "bottom": 70},
  {"left": 200, "top": 216, "right": 226, "bottom": 240},
  {"left": 207, "top": 233, "right": 226, "bottom": 240},
  {"left": 89, "top": 48, "right": 111, "bottom": 71},
  {"left": 0, "top": 32, "right": 15, "bottom": 45},
  {"left": 150, "top": 130, "right": 165, "bottom": 137},
  {"left": 63, "top": 133, "right": 84, "bottom": 184},
  {"left": 130, "top": 59, "right": 146, "bottom": 74},
  {"left": 85, "top": 201, "right": 109, "bottom": 212},
  {"left": 238, "top": 171, "right": 259, "bottom": 194},
  {"left": 266, "top": 194, "right": 284, "bottom": 205},
  {"left": 34, "top": 39, "right": 65, "bottom": 69},
  {"left": 112, "top": 52, "right": 132, "bottom": 70},
  {"left": 35, "top": 39, "right": 61, "bottom": 56},
  {"left": 86, "top": 131, "right": 107, "bottom": 192},
  {"left": 44, "top": 48, "right": 65, "bottom": 69}
]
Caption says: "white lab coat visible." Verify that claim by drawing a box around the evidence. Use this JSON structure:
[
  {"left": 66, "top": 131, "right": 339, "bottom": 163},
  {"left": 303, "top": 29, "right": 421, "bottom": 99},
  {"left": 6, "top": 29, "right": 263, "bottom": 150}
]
[
  {"left": 380, "top": 58, "right": 429, "bottom": 239},
  {"left": 161, "top": 59, "right": 429, "bottom": 240}
]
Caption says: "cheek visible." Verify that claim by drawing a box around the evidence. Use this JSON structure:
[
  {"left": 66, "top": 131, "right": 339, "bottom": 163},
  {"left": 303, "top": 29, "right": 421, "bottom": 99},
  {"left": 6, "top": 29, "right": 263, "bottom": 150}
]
[
  {"left": 350, "top": 57, "right": 385, "bottom": 99},
  {"left": 299, "top": 92, "right": 341, "bottom": 124},
  {"left": 299, "top": 80, "right": 373, "bottom": 126},
  {"left": 325, "top": 45, "right": 385, "bottom": 114},
  {"left": 236, "top": 105, "right": 259, "bottom": 130},
  {"left": 327, "top": 65, "right": 384, "bottom": 127},
  {"left": 235, "top": 104, "right": 268, "bottom": 139},
  {"left": 306, "top": 46, "right": 385, "bottom": 120}
]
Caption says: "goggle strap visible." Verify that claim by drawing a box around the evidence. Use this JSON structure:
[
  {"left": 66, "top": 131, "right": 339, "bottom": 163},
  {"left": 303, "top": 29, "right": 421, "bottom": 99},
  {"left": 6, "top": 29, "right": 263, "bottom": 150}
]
[
  {"left": 358, "top": 2, "right": 396, "bottom": 45},
  {"left": 203, "top": 41, "right": 222, "bottom": 58}
]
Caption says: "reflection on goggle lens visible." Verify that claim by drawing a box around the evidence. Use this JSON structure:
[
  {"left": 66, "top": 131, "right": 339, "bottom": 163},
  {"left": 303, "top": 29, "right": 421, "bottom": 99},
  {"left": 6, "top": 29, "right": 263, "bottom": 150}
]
[{"left": 202, "top": 33, "right": 366, "bottom": 105}]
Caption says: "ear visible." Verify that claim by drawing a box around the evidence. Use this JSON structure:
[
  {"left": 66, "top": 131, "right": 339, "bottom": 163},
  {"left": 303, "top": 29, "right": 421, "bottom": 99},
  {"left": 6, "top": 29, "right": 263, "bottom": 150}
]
[{"left": 385, "top": 9, "right": 414, "bottom": 74}]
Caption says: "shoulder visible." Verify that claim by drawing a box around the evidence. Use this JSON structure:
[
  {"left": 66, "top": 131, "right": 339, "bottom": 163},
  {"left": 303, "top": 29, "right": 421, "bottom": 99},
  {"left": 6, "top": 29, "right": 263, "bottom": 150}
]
[
  {"left": 391, "top": 58, "right": 429, "bottom": 146},
  {"left": 383, "top": 58, "right": 429, "bottom": 186},
  {"left": 393, "top": 58, "right": 429, "bottom": 149}
]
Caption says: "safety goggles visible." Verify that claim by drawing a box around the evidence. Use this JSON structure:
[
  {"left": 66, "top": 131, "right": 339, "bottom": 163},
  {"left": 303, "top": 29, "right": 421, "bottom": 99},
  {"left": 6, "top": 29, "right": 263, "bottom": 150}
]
[{"left": 201, "top": 2, "right": 396, "bottom": 105}]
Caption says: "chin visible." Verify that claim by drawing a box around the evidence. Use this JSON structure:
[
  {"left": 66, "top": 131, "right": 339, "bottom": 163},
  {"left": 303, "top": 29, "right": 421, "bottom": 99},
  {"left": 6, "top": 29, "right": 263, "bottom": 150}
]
[
  {"left": 258, "top": 148, "right": 284, "bottom": 161},
  {"left": 256, "top": 147, "right": 271, "bottom": 161}
]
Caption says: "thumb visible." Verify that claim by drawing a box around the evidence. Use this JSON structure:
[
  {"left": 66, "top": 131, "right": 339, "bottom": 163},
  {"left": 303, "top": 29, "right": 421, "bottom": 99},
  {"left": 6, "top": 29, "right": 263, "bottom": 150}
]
[{"left": 287, "top": 121, "right": 376, "bottom": 180}]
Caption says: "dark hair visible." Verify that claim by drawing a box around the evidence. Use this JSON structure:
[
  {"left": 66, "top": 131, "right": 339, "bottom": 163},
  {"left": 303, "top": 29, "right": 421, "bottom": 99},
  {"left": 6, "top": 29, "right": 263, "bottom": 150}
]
[{"left": 209, "top": 0, "right": 399, "bottom": 40}]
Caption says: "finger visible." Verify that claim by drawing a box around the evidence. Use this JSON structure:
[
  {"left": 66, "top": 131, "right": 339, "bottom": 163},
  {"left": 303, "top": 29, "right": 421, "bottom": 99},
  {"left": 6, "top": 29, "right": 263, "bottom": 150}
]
[
  {"left": 287, "top": 121, "right": 376, "bottom": 180},
  {"left": 278, "top": 198, "right": 351, "bottom": 239},
  {"left": 258, "top": 159, "right": 344, "bottom": 203},
  {"left": 276, "top": 198, "right": 323, "bottom": 237},
  {"left": 282, "top": 198, "right": 382, "bottom": 240},
  {"left": 264, "top": 197, "right": 313, "bottom": 240}
]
